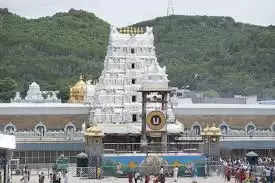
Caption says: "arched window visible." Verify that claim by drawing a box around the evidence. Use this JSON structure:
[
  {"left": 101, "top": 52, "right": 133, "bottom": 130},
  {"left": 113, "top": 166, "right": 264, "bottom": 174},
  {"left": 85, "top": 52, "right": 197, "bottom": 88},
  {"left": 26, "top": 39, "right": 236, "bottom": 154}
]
[
  {"left": 64, "top": 122, "right": 76, "bottom": 136},
  {"left": 220, "top": 125, "right": 228, "bottom": 135},
  {"left": 219, "top": 122, "right": 230, "bottom": 135},
  {"left": 192, "top": 122, "right": 202, "bottom": 136},
  {"left": 193, "top": 126, "right": 201, "bottom": 135},
  {"left": 245, "top": 122, "right": 256, "bottom": 134},
  {"left": 270, "top": 122, "right": 275, "bottom": 132},
  {"left": 34, "top": 122, "right": 47, "bottom": 136},
  {"left": 4, "top": 122, "right": 16, "bottom": 135},
  {"left": 247, "top": 125, "right": 255, "bottom": 133}
]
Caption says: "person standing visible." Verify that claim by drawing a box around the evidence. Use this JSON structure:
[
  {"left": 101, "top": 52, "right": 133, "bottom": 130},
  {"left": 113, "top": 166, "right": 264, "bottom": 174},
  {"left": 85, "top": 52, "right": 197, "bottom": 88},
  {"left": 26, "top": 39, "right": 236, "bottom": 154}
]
[
  {"left": 0, "top": 172, "right": 2, "bottom": 183},
  {"left": 270, "top": 168, "right": 273, "bottom": 183},
  {"left": 49, "top": 173, "right": 53, "bottom": 183},
  {"left": 159, "top": 173, "right": 165, "bottom": 183},
  {"left": 128, "top": 172, "right": 133, "bottom": 183},
  {"left": 145, "top": 175, "right": 150, "bottom": 183},
  {"left": 63, "top": 171, "right": 68, "bottom": 183},
  {"left": 27, "top": 169, "right": 30, "bottom": 182},
  {"left": 265, "top": 167, "right": 271, "bottom": 183},
  {"left": 57, "top": 171, "right": 62, "bottom": 183},
  {"left": 134, "top": 171, "right": 140, "bottom": 183},
  {"left": 225, "top": 166, "right": 231, "bottom": 182},
  {"left": 39, "top": 172, "right": 45, "bottom": 183},
  {"left": 160, "top": 166, "right": 164, "bottom": 175},
  {"left": 97, "top": 168, "right": 101, "bottom": 179},
  {"left": 173, "top": 166, "right": 179, "bottom": 182},
  {"left": 21, "top": 170, "right": 28, "bottom": 183},
  {"left": 52, "top": 173, "right": 57, "bottom": 183}
]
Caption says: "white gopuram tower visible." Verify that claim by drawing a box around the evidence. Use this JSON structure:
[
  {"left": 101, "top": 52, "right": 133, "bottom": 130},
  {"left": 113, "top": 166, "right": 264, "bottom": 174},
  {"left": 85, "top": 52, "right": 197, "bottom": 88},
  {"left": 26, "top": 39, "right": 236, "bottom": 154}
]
[{"left": 87, "top": 26, "right": 175, "bottom": 125}]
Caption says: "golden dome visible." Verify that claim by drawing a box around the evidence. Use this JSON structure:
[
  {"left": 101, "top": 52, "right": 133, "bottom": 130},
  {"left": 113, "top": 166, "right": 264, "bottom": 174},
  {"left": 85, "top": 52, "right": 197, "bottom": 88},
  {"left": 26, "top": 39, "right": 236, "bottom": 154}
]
[
  {"left": 208, "top": 123, "right": 222, "bottom": 136},
  {"left": 201, "top": 124, "right": 210, "bottom": 136},
  {"left": 85, "top": 125, "right": 104, "bottom": 137},
  {"left": 118, "top": 27, "right": 145, "bottom": 35},
  {"left": 68, "top": 75, "right": 87, "bottom": 103}
]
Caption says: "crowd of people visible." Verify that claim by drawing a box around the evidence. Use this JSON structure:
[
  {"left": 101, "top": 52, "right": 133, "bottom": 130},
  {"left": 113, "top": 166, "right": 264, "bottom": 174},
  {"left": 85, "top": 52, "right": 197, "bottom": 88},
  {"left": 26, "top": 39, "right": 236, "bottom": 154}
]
[
  {"left": 19, "top": 167, "right": 68, "bottom": 183},
  {"left": 127, "top": 166, "right": 180, "bottom": 183},
  {"left": 48, "top": 171, "right": 68, "bottom": 183},
  {"left": 221, "top": 156, "right": 275, "bottom": 183}
]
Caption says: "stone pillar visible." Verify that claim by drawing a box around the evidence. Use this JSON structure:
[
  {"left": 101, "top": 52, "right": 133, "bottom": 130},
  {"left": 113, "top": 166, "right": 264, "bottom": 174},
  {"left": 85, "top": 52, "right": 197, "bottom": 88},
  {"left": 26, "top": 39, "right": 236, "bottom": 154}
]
[
  {"left": 161, "top": 133, "right": 168, "bottom": 152},
  {"left": 161, "top": 92, "right": 168, "bottom": 152},
  {"left": 141, "top": 92, "right": 148, "bottom": 153},
  {"left": 84, "top": 125, "right": 104, "bottom": 179}
]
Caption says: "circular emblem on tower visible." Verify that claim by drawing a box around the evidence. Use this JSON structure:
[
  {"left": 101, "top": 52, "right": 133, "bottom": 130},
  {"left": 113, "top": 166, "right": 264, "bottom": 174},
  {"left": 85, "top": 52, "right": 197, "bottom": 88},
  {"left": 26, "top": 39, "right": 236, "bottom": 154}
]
[{"left": 146, "top": 111, "right": 166, "bottom": 131}]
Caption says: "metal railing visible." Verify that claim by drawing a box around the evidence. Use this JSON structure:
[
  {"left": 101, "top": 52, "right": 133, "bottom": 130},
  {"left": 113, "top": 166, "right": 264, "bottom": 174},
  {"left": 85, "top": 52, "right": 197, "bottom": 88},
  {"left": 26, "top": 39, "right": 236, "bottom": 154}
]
[{"left": 103, "top": 142, "right": 201, "bottom": 153}]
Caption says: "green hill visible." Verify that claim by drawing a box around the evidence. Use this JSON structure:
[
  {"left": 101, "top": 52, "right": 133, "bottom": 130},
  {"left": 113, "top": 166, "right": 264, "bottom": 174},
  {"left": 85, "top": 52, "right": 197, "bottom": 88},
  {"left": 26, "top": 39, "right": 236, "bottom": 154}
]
[
  {"left": 135, "top": 15, "right": 275, "bottom": 98},
  {"left": 1, "top": 8, "right": 275, "bottom": 102},
  {"left": 0, "top": 9, "right": 109, "bottom": 102}
]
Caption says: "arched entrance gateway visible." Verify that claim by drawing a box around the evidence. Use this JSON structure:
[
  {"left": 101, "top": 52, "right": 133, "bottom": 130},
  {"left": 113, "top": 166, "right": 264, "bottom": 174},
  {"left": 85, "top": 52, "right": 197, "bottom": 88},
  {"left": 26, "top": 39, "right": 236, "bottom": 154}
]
[
  {"left": 191, "top": 122, "right": 202, "bottom": 136},
  {"left": 64, "top": 122, "right": 76, "bottom": 138},
  {"left": 219, "top": 121, "right": 230, "bottom": 135},
  {"left": 34, "top": 122, "right": 47, "bottom": 137},
  {"left": 4, "top": 122, "right": 16, "bottom": 135}
]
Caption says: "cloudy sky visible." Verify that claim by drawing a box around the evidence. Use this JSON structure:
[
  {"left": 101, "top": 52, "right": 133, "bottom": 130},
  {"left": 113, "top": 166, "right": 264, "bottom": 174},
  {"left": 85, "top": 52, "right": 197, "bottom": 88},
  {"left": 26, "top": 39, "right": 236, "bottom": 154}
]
[{"left": 0, "top": 0, "right": 274, "bottom": 26}]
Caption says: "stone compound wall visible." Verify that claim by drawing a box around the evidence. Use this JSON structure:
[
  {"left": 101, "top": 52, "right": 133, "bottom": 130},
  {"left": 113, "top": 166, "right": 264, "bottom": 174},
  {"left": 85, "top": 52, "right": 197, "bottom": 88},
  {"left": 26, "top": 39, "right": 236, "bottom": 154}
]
[{"left": 0, "top": 114, "right": 88, "bottom": 131}]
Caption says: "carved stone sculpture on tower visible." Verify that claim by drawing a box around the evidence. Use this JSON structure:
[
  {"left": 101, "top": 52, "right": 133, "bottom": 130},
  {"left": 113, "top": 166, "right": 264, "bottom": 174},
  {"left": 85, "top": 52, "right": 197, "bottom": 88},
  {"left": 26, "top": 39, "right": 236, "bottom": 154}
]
[{"left": 85, "top": 25, "right": 176, "bottom": 124}]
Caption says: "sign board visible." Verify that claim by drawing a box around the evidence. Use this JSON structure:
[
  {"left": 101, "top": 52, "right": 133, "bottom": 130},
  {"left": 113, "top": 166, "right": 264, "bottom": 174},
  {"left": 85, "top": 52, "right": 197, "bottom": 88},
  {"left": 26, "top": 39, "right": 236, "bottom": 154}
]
[
  {"left": 146, "top": 111, "right": 166, "bottom": 132},
  {"left": 0, "top": 134, "right": 16, "bottom": 150}
]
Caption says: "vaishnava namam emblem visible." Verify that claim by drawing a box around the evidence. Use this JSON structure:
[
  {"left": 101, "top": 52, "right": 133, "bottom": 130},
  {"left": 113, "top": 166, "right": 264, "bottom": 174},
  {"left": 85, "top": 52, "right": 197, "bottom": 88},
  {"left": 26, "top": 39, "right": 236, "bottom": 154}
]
[{"left": 146, "top": 111, "right": 166, "bottom": 130}]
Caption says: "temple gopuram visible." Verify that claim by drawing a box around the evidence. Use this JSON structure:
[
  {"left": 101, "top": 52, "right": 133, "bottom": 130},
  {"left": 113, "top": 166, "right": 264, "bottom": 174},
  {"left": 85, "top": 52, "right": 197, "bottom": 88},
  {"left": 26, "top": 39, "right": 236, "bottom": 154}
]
[{"left": 1, "top": 26, "right": 275, "bottom": 163}]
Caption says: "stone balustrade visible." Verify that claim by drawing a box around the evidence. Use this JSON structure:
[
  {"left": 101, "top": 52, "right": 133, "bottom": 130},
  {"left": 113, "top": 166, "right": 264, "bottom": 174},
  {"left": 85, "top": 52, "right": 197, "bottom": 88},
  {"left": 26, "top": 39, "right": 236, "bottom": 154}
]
[
  {"left": 2, "top": 130, "right": 84, "bottom": 141},
  {"left": 179, "top": 129, "right": 275, "bottom": 138}
]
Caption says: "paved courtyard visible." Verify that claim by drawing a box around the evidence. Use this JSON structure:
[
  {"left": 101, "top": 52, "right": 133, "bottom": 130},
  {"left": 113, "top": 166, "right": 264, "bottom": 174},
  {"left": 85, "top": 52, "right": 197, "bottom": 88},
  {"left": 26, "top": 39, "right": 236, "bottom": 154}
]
[{"left": 12, "top": 174, "right": 226, "bottom": 183}]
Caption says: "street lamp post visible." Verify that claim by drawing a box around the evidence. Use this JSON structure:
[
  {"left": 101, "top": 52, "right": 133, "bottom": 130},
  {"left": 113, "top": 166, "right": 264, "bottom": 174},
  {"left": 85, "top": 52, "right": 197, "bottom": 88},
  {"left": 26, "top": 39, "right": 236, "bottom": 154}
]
[{"left": 201, "top": 123, "right": 221, "bottom": 176}]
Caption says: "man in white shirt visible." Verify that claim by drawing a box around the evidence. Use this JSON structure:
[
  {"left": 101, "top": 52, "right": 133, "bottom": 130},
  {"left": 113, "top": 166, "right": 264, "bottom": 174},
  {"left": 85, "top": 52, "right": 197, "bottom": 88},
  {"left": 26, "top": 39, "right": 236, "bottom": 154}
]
[
  {"left": 160, "top": 166, "right": 164, "bottom": 175},
  {"left": 173, "top": 166, "right": 179, "bottom": 182},
  {"left": 265, "top": 168, "right": 271, "bottom": 182},
  {"left": 64, "top": 171, "right": 68, "bottom": 183}
]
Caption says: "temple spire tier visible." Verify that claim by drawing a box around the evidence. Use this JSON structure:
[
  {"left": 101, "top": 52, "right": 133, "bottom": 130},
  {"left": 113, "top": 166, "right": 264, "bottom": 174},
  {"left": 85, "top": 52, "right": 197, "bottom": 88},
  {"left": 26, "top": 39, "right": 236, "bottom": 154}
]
[{"left": 84, "top": 25, "right": 175, "bottom": 124}]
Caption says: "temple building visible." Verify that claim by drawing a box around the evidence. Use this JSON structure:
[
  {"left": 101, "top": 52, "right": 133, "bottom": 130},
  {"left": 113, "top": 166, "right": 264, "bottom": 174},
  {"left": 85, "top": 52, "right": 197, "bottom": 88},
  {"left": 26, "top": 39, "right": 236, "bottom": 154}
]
[
  {"left": 11, "top": 82, "right": 61, "bottom": 103},
  {"left": 86, "top": 26, "right": 176, "bottom": 124},
  {"left": 69, "top": 26, "right": 181, "bottom": 144},
  {"left": 1, "top": 26, "right": 275, "bottom": 163},
  {"left": 68, "top": 75, "right": 87, "bottom": 104}
]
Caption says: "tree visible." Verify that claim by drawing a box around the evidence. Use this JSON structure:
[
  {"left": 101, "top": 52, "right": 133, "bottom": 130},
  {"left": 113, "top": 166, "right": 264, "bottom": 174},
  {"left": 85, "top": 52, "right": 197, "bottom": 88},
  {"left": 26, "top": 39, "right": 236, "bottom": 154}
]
[{"left": 0, "top": 77, "right": 18, "bottom": 102}]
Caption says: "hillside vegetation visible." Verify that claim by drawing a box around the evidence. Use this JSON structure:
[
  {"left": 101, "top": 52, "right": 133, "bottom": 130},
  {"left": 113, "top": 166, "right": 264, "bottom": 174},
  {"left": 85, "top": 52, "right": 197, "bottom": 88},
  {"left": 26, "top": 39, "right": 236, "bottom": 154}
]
[
  {"left": 0, "top": 8, "right": 275, "bottom": 102},
  {"left": 135, "top": 15, "right": 275, "bottom": 98},
  {"left": 0, "top": 9, "right": 109, "bottom": 101}
]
